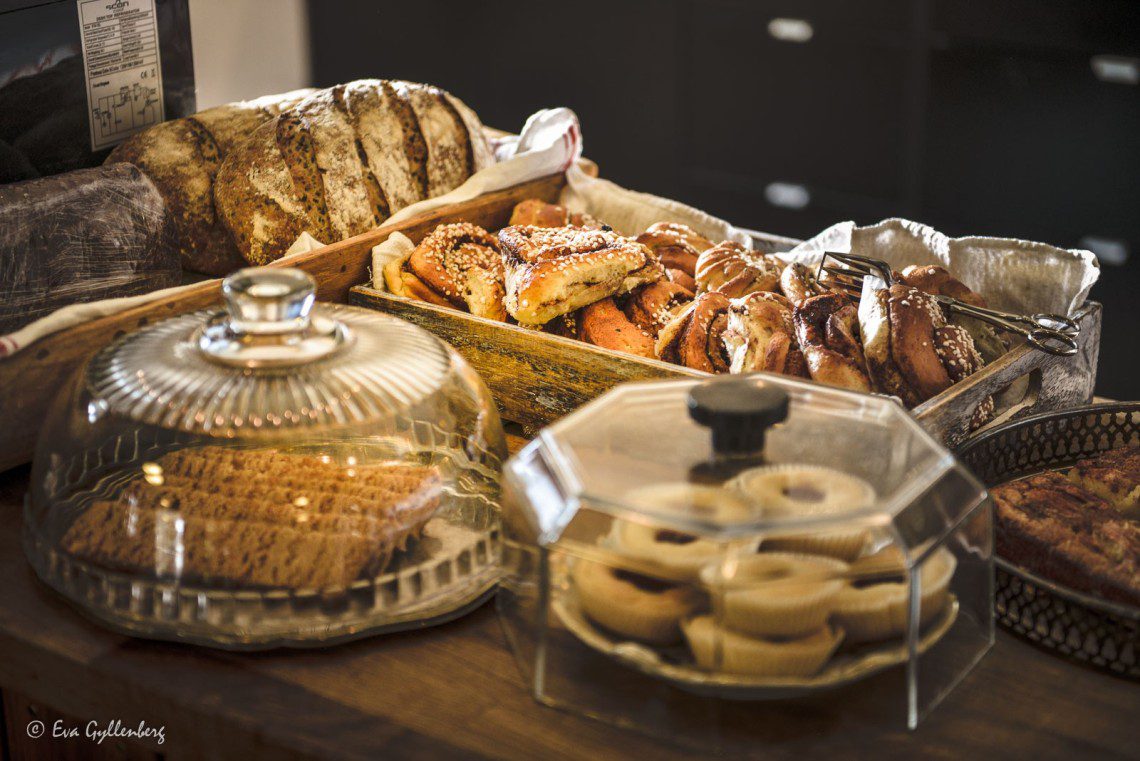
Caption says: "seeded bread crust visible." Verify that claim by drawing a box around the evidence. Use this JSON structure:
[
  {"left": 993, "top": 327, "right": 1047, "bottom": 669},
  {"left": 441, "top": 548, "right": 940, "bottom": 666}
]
[
  {"left": 295, "top": 86, "right": 378, "bottom": 242},
  {"left": 394, "top": 82, "right": 473, "bottom": 197},
  {"left": 214, "top": 118, "right": 311, "bottom": 267}
]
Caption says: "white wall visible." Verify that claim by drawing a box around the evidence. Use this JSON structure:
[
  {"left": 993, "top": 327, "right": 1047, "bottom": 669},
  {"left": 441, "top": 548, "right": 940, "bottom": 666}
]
[{"left": 188, "top": 0, "right": 312, "bottom": 109}]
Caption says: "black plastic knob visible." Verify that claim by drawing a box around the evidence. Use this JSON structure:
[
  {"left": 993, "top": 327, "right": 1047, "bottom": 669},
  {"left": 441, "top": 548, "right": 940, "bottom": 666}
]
[{"left": 687, "top": 378, "right": 789, "bottom": 456}]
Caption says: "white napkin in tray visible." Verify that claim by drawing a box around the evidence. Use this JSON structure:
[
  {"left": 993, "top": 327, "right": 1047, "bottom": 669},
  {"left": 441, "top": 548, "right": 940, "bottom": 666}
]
[{"left": 786, "top": 218, "right": 1099, "bottom": 317}]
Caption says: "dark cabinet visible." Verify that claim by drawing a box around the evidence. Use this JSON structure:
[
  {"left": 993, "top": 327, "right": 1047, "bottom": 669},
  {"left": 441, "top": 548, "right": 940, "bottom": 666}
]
[{"left": 309, "top": 0, "right": 1139, "bottom": 396}]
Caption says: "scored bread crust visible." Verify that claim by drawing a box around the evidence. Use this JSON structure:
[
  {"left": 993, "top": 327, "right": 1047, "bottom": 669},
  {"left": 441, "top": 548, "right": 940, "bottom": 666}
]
[
  {"left": 293, "top": 86, "right": 379, "bottom": 242},
  {"left": 499, "top": 225, "right": 664, "bottom": 325},
  {"left": 342, "top": 80, "right": 425, "bottom": 216}
]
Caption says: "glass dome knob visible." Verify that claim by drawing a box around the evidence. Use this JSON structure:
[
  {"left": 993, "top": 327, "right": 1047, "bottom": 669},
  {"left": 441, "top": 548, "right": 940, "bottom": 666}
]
[
  {"left": 687, "top": 377, "right": 789, "bottom": 455},
  {"left": 198, "top": 267, "right": 350, "bottom": 368}
]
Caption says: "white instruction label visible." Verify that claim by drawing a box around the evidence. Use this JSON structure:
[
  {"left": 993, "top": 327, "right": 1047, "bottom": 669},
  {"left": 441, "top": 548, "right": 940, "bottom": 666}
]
[{"left": 77, "top": 0, "right": 165, "bottom": 150}]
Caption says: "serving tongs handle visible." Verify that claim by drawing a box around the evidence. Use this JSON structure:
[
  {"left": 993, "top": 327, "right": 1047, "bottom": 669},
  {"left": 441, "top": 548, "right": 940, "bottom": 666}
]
[{"left": 932, "top": 296, "right": 1080, "bottom": 357}]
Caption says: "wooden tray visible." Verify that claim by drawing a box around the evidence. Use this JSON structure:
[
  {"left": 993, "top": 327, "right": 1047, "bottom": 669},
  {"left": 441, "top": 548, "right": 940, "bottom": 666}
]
[{"left": 346, "top": 178, "right": 1102, "bottom": 445}]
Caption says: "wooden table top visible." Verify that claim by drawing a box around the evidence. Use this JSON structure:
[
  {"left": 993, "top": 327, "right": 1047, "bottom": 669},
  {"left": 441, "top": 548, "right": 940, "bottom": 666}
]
[{"left": 1, "top": 460, "right": 1136, "bottom": 761}]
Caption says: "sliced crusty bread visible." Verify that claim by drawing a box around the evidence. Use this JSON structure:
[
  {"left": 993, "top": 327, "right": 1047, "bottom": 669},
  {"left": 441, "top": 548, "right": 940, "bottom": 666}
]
[
  {"left": 213, "top": 116, "right": 312, "bottom": 266},
  {"left": 343, "top": 79, "right": 427, "bottom": 215},
  {"left": 107, "top": 118, "right": 226, "bottom": 272},
  {"left": 393, "top": 81, "right": 475, "bottom": 197},
  {"left": 106, "top": 89, "right": 316, "bottom": 275},
  {"left": 215, "top": 80, "right": 490, "bottom": 267},
  {"left": 294, "top": 86, "right": 378, "bottom": 242}
]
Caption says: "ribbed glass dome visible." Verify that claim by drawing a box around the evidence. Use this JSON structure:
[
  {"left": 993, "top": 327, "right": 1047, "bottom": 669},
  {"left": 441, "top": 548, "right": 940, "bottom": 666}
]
[{"left": 25, "top": 268, "right": 506, "bottom": 649}]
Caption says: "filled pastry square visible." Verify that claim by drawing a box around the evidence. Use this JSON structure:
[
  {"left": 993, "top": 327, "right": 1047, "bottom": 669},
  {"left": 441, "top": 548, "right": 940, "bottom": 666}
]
[{"left": 499, "top": 225, "right": 664, "bottom": 325}]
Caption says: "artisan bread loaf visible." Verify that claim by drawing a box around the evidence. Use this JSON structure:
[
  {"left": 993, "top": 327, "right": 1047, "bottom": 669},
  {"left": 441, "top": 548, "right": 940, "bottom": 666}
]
[
  {"left": 215, "top": 80, "right": 492, "bottom": 266},
  {"left": 105, "top": 89, "right": 316, "bottom": 275}
]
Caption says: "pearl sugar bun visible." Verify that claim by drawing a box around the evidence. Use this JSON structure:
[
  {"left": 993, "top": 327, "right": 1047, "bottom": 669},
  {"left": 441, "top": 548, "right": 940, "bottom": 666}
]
[{"left": 731, "top": 465, "right": 876, "bottom": 561}]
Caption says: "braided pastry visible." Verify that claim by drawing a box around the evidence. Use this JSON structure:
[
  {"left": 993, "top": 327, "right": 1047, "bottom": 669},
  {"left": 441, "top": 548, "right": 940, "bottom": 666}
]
[
  {"left": 695, "top": 241, "right": 782, "bottom": 298},
  {"left": 621, "top": 280, "right": 694, "bottom": 337},
  {"left": 723, "top": 292, "right": 808, "bottom": 376},
  {"left": 509, "top": 198, "right": 602, "bottom": 229},
  {"left": 898, "top": 264, "right": 1006, "bottom": 363},
  {"left": 577, "top": 298, "right": 656, "bottom": 358},
  {"left": 636, "top": 227, "right": 704, "bottom": 292},
  {"left": 860, "top": 284, "right": 991, "bottom": 415},
  {"left": 644, "top": 222, "right": 713, "bottom": 254},
  {"left": 793, "top": 293, "right": 872, "bottom": 392},
  {"left": 384, "top": 222, "right": 506, "bottom": 320},
  {"left": 656, "top": 291, "right": 732, "bottom": 372},
  {"left": 499, "top": 225, "right": 665, "bottom": 325}
]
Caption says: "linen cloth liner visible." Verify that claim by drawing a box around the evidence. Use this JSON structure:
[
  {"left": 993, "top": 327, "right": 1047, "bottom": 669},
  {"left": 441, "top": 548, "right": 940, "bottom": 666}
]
[{"left": 372, "top": 122, "right": 1098, "bottom": 319}]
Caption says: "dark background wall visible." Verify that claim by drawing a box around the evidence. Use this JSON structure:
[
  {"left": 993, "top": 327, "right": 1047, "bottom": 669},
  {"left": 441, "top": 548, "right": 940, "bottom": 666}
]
[{"left": 309, "top": 0, "right": 1139, "bottom": 399}]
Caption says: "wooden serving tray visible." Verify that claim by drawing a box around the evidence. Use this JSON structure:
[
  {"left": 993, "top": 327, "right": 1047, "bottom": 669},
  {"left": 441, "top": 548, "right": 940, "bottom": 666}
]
[{"left": 346, "top": 176, "right": 1102, "bottom": 446}]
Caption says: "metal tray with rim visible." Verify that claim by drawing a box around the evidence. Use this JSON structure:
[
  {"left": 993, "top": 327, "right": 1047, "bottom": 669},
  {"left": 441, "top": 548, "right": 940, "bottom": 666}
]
[{"left": 956, "top": 402, "right": 1139, "bottom": 678}]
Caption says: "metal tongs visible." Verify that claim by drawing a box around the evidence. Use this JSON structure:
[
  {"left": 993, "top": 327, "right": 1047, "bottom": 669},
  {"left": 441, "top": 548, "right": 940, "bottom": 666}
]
[{"left": 818, "top": 251, "right": 1080, "bottom": 357}]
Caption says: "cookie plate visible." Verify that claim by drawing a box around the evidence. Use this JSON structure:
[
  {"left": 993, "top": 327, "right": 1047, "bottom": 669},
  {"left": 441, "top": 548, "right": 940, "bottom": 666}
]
[{"left": 552, "top": 590, "right": 958, "bottom": 700}]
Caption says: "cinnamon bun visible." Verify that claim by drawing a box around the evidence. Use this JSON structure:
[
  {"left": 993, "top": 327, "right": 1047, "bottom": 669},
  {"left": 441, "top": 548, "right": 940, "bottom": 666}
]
[
  {"left": 621, "top": 280, "right": 694, "bottom": 337},
  {"left": 779, "top": 262, "right": 829, "bottom": 305},
  {"left": 508, "top": 198, "right": 602, "bottom": 229},
  {"left": 384, "top": 222, "right": 506, "bottom": 320},
  {"left": 898, "top": 264, "right": 1006, "bottom": 363},
  {"left": 656, "top": 291, "right": 732, "bottom": 372},
  {"left": 695, "top": 241, "right": 782, "bottom": 298},
  {"left": 860, "top": 284, "right": 991, "bottom": 413},
  {"left": 636, "top": 224, "right": 707, "bottom": 292},
  {"left": 577, "top": 297, "right": 656, "bottom": 358},
  {"left": 722, "top": 292, "right": 807, "bottom": 376},
  {"left": 793, "top": 293, "right": 872, "bottom": 392}
]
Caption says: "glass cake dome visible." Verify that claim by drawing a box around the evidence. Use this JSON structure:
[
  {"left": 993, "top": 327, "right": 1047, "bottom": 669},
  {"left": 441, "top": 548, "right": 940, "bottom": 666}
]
[{"left": 24, "top": 268, "right": 506, "bottom": 649}]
